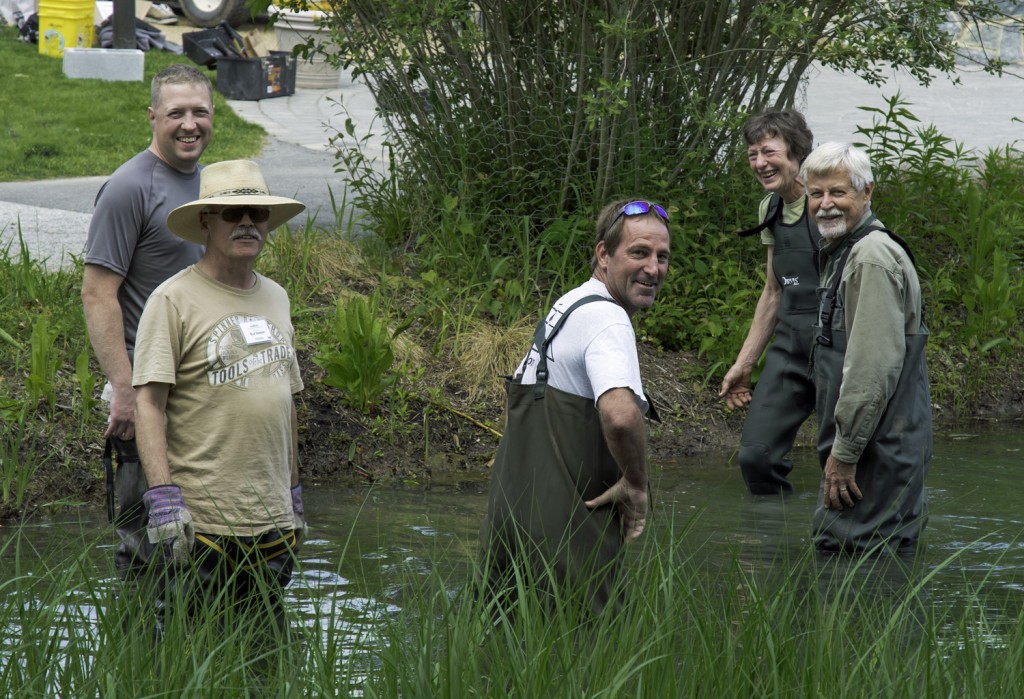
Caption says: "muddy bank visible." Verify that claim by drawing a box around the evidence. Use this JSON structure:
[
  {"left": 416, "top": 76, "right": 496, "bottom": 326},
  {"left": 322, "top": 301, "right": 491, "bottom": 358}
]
[
  {"left": 294, "top": 342, "right": 1024, "bottom": 487},
  {"left": 8, "top": 340, "right": 1023, "bottom": 522}
]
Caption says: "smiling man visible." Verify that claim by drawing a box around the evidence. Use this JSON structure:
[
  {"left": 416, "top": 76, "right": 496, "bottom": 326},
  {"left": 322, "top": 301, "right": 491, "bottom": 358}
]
[
  {"left": 133, "top": 160, "right": 307, "bottom": 640},
  {"left": 803, "top": 142, "right": 932, "bottom": 554},
  {"left": 721, "top": 110, "right": 820, "bottom": 496},
  {"left": 81, "top": 64, "right": 213, "bottom": 593},
  {"left": 480, "top": 198, "right": 671, "bottom": 615}
]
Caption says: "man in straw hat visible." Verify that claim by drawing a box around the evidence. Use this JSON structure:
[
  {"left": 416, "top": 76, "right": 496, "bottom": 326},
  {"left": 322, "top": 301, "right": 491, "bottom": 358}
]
[{"left": 133, "top": 160, "right": 307, "bottom": 637}]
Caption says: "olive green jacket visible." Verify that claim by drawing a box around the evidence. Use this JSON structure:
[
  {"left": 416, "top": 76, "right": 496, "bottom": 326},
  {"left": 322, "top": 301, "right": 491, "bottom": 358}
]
[{"left": 818, "top": 213, "right": 924, "bottom": 464}]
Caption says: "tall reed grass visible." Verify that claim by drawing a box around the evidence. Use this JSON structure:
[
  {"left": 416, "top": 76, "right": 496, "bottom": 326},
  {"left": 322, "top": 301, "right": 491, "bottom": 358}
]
[{"left": 2, "top": 511, "right": 1023, "bottom": 697}]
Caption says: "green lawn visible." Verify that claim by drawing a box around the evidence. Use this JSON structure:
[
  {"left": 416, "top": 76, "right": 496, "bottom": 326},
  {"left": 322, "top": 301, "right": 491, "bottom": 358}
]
[{"left": 0, "top": 27, "right": 266, "bottom": 182}]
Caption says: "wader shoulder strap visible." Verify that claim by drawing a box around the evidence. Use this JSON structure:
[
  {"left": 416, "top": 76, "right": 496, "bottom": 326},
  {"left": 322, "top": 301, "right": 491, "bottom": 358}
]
[
  {"left": 735, "top": 193, "right": 783, "bottom": 238},
  {"left": 878, "top": 228, "right": 926, "bottom": 323},
  {"left": 817, "top": 222, "right": 917, "bottom": 347},
  {"left": 531, "top": 294, "right": 610, "bottom": 399},
  {"left": 527, "top": 295, "right": 662, "bottom": 422}
]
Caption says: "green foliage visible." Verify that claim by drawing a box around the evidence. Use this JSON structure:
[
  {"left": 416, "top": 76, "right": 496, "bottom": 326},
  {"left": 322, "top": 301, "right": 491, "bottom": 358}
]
[
  {"left": 956, "top": 187, "right": 1023, "bottom": 352},
  {"left": 74, "top": 347, "right": 98, "bottom": 432},
  {"left": 636, "top": 167, "right": 766, "bottom": 380},
  {"left": 0, "top": 324, "right": 24, "bottom": 351},
  {"left": 26, "top": 315, "right": 59, "bottom": 415},
  {"left": 359, "top": 517, "right": 1024, "bottom": 697},
  {"left": 410, "top": 205, "right": 594, "bottom": 337},
  {"left": 1, "top": 226, "right": 88, "bottom": 420},
  {"left": 285, "top": 0, "right": 1008, "bottom": 241},
  {"left": 853, "top": 91, "right": 977, "bottom": 258},
  {"left": 277, "top": 0, "right": 1024, "bottom": 393},
  {"left": 314, "top": 291, "right": 407, "bottom": 413},
  {"left": 0, "top": 27, "right": 264, "bottom": 181},
  {"left": 855, "top": 93, "right": 1024, "bottom": 358},
  {"left": 6, "top": 508, "right": 1024, "bottom": 696},
  {"left": 0, "top": 233, "right": 102, "bottom": 499},
  {"left": 0, "top": 408, "right": 36, "bottom": 511}
]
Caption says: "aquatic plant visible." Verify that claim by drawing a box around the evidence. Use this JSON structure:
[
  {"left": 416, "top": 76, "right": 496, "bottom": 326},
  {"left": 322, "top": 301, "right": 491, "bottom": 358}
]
[{"left": 3, "top": 509, "right": 1024, "bottom": 697}]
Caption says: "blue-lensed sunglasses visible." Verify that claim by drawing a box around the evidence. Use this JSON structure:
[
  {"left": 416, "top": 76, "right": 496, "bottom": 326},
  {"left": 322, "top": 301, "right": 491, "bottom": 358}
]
[{"left": 606, "top": 200, "right": 670, "bottom": 234}]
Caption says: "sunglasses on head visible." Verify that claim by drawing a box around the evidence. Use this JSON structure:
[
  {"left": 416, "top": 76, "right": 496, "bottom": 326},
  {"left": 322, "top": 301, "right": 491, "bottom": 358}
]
[
  {"left": 210, "top": 206, "right": 272, "bottom": 223},
  {"left": 603, "top": 200, "right": 670, "bottom": 238}
]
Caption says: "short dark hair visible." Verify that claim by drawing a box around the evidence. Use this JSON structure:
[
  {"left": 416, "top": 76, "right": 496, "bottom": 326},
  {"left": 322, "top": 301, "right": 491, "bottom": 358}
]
[
  {"left": 742, "top": 109, "right": 813, "bottom": 165},
  {"left": 591, "top": 198, "right": 668, "bottom": 272},
  {"left": 151, "top": 64, "right": 213, "bottom": 108}
]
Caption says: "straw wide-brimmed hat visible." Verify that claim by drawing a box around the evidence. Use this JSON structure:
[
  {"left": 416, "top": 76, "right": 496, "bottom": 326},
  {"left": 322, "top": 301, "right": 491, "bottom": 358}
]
[{"left": 167, "top": 160, "right": 306, "bottom": 244}]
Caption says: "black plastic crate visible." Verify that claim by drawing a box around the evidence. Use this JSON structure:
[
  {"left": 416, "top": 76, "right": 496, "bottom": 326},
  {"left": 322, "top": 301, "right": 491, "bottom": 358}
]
[
  {"left": 216, "top": 52, "right": 297, "bottom": 101},
  {"left": 183, "top": 27, "right": 240, "bottom": 68}
]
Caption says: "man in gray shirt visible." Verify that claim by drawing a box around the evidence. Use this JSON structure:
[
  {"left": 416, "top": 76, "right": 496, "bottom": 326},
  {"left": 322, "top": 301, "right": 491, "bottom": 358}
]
[{"left": 81, "top": 63, "right": 213, "bottom": 585}]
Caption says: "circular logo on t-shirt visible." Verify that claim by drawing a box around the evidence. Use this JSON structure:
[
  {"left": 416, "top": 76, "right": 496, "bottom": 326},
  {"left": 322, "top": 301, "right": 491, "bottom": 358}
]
[{"left": 205, "top": 314, "right": 293, "bottom": 388}]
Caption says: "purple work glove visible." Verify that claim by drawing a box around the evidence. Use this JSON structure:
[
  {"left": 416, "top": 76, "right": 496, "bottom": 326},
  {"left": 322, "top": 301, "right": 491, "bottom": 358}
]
[
  {"left": 143, "top": 484, "right": 195, "bottom": 566},
  {"left": 291, "top": 484, "right": 306, "bottom": 553},
  {"left": 291, "top": 484, "right": 304, "bottom": 521}
]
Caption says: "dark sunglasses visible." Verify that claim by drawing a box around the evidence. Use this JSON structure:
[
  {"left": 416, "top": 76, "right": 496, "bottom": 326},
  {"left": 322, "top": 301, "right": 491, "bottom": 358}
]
[
  {"left": 210, "top": 206, "right": 272, "bottom": 223},
  {"left": 605, "top": 200, "right": 670, "bottom": 236}
]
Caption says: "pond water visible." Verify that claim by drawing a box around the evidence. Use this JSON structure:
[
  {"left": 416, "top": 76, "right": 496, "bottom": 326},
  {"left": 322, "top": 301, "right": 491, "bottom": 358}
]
[{"left": 1, "top": 423, "right": 1022, "bottom": 657}]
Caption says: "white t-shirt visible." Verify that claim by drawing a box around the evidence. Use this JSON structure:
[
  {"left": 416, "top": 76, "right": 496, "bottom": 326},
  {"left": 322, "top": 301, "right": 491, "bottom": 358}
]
[{"left": 514, "top": 278, "right": 648, "bottom": 413}]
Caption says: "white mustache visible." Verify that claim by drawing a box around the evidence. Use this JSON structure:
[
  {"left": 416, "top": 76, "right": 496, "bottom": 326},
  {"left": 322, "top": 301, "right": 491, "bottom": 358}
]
[
  {"left": 229, "top": 226, "right": 262, "bottom": 242},
  {"left": 816, "top": 207, "right": 841, "bottom": 220}
]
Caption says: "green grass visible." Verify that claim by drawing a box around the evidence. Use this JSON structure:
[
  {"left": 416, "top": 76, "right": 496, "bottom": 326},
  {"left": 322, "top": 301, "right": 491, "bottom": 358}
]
[
  {"left": 2, "top": 513, "right": 1024, "bottom": 697},
  {"left": 0, "top": 27, "right": 266, "bottom": 181}
]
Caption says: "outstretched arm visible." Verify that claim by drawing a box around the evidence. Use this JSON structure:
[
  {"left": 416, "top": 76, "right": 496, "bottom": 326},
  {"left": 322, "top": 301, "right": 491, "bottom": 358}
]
[{"left": 720, "top": 248, "right": 780, "bottom": 409}]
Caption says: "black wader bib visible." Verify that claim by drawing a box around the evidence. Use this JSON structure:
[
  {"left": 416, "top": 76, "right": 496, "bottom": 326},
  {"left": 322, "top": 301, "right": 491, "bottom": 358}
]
[
  {"left": 480, "top": 296, "right": 626, "bottom": 615},
  {"left": 737, "top": 195, "right": 820, "bottom": 494},
  {"left": 812, "top": 227, "right": 932, "bottom": 552}
]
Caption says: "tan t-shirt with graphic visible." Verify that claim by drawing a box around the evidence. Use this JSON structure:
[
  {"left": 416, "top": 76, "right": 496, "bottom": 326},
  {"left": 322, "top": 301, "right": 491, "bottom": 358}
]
[{"left": 133, "top": 265, "right": 303, "bottom": 536}]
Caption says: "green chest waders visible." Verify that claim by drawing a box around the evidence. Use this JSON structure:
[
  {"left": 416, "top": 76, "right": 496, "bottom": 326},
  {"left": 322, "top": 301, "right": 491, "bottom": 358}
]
[
  {"left": 811, "top": 229, "right": 932, "bottom": 553},
  {"left": 736, "top": 195, "right": 820, "bottom": 494},
  {"left": 479, "top": 296, "right": 629, "bottom": 615}
]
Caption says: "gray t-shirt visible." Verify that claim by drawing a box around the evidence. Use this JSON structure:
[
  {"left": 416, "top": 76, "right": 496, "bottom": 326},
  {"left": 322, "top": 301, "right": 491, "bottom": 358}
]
[{"left": 85, "top": 150, "right": 204, "bottom": 359}]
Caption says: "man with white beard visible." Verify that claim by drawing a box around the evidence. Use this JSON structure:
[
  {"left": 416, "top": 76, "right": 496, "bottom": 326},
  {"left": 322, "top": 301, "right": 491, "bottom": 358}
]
[{"left": 802, "top": 142, "right": 932, "bottom": 554}]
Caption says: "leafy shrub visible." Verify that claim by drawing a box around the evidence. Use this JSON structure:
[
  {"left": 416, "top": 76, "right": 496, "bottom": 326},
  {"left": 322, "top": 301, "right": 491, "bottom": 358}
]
[
  {"left": 313, "top": 292, "right": 407, "bottom": 413},
  {"left": 856, "top": 93, "right": 1024, "bottom": 356}
]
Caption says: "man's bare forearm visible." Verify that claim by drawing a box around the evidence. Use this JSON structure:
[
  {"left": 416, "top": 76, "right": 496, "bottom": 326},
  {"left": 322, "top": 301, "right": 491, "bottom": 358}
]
[
  {"left": 597, "top": 387, "right": 648, "bottom": 488},
  {"left": 82, "top": 265, "right": 132, "bottom": 389},
  {"left": 135, "top": 383, "right": 173, "bottom": 486}
]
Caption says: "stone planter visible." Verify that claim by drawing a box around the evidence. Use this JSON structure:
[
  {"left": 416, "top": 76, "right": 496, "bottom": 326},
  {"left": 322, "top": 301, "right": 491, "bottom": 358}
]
[{"left": 271, "top": 4, "right": 343, "bottom": 89}]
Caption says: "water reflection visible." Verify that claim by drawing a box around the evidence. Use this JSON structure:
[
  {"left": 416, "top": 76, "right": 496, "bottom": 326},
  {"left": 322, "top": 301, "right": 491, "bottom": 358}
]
[{"left": 1, "top": 423, "right": 1022, "bottom": 657}]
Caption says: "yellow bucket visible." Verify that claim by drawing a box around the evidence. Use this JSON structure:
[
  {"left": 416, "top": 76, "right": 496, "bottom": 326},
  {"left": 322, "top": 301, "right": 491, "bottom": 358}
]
[{"left": 37, "top": 1, "right": 95, "bottom": 58}]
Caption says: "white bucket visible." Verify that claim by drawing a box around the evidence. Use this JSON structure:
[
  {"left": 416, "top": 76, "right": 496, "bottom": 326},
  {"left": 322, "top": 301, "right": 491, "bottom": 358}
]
[{"left": 271, "top": 5, "right": 343, "bottom": 89}]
